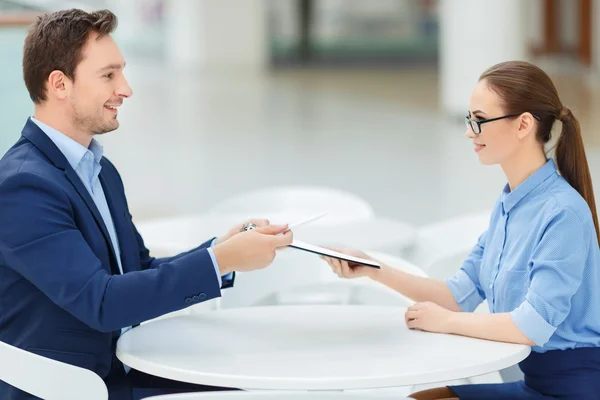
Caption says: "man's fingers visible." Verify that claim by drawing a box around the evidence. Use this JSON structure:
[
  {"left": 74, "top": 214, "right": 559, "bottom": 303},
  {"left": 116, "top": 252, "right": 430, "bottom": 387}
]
[
  {"left": 273, "top": 230, "right": 293, "bottom": 247},
  {"left": 248, "top": 218, "right": 270, "bottom": 227},
  {"left": 255, "top": 224, "right": 288, "bottom": 235}
]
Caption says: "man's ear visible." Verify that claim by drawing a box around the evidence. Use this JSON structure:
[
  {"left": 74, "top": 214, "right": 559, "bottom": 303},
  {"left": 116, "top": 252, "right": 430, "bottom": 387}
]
[{"left": 47, "top": 70, "right": 71, "bottom": 100}]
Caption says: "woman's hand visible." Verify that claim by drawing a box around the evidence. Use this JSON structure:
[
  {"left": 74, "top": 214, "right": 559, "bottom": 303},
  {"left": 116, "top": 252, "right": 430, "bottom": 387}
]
[
  {"left": 405, "top": 301, "right": 455, "bottom": 334},
  {"left": 320, "top": 248, "right": 379, "bottom": 279}
]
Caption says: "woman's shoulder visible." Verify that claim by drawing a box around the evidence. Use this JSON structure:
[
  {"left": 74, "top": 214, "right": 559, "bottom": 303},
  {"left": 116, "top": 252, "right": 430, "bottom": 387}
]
[{"left": 538, "top": 176, "right": 595, "bottom": 230}]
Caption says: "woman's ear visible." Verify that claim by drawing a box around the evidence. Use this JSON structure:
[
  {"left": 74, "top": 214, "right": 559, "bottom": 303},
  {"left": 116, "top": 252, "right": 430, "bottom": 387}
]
[{"left": 516, "top": 112, "right": 536, "bottom": 140}]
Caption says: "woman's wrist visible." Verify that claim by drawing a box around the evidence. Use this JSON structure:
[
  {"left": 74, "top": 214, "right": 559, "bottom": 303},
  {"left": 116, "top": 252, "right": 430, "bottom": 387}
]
[
  {"left": 368, "top": 263, "right": 389, "bottom": 281},
  {"left": 444, "top": 310, "right": 461, "bottom": 334}
]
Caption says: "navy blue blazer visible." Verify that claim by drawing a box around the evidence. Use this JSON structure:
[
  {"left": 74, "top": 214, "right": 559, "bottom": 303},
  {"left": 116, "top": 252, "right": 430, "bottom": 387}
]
[{"left": 0, "top": 119, "right": 234, "bottom": 398}]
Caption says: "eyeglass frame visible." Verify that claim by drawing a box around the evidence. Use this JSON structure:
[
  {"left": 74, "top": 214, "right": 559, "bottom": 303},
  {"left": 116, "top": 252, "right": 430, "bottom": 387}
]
[{"left": 465, "top": 112, "right": 541, "bottom": 135}]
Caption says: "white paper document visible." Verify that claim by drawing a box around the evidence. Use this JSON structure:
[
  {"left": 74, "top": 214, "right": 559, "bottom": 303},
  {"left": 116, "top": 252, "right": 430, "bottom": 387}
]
[
  {"left": 289, "top": 239, "right": 381, "bottom": 269},
  {"left": 282, "top": 212, "right": 328, "bottom": 234}
]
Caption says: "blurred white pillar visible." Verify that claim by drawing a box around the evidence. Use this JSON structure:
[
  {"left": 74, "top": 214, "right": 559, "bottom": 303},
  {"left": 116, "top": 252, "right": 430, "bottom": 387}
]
[
  {"left": 164, "top": 0, "right": 268, "bottom": 71},
  {"left": 439, "top": 0, "right": 526, "bottom": 117},
  {"left": 106, "top": 0, "right": 145, "bottom": 45},
  {"left": 593, "top": 0, "right": 600, "bottom": 84}
]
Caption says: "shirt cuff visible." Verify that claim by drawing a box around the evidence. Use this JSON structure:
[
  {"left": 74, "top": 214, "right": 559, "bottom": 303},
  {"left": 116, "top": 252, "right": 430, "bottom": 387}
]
[
  {"left": 510, "top": 299, "right": 556, "bottom": 347},
  {"left": 444, "top": 269, "right": 484, "bottom": 312},
  {"left": 208, "top": 238, "right": 233, "bottom": 288}
]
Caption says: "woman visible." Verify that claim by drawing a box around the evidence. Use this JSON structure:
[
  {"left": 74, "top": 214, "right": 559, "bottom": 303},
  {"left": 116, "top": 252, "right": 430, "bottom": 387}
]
[{"left": 321, "top": 61, "right": 600, "bottom": 399}]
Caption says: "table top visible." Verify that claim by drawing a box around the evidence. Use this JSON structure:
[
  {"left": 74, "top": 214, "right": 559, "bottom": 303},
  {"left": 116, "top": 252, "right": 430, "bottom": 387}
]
[{"left": 117, "top": 305, "right": 530, "bottom": 390}]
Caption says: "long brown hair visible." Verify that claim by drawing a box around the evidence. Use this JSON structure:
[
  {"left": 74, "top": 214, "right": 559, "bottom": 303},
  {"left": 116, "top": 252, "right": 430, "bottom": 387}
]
[{"left": 480, "top": 61, "right": 599, "bottom": 244}]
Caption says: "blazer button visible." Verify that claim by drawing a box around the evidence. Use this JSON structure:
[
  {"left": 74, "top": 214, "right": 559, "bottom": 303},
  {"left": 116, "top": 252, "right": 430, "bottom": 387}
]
[
  {"left": 185, "top": 297, "right": 192, "bottom": 304},
  {"left": 192, "top": 295, "right": 199, "bottom": 302},
  {"left": 199, "top": 293, "right": 206, "bottom": 300}
]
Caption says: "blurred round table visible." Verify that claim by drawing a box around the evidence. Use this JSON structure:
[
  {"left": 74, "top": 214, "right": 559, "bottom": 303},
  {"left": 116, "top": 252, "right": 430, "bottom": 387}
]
[
  {"left": 135, "top": 213, "right": 416, "bottom": 257},
  {"left": 135, "top": 214, "right": 419, "bottom": 308},
  {"left": 117, "top": 305, "right": 530, "bottom": 391}
]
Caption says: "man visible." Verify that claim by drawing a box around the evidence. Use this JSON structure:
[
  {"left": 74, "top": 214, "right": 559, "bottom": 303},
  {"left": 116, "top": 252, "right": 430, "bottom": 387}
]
[{"left": 0, "top": 9, "right": 292, "bottom": 399}]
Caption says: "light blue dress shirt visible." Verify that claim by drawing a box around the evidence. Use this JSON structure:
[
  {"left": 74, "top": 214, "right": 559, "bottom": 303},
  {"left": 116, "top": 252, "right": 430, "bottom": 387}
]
[
  {"left": 30, "top": 117, "right": 225, "bottom": 287},
  {"left": 445, "top": 159, "right": 600, "bottom": 353}
]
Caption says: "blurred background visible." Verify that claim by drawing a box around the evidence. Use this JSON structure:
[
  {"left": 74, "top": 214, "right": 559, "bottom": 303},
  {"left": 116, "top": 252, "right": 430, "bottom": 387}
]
[{"left": 1, "top": 0, "right": 600, "bottom": 227}]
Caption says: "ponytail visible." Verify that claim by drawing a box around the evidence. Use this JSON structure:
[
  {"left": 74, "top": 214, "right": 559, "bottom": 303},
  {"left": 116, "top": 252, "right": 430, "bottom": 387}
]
[{"left": 555, "top": 106, "right": 600, "bottom": 245}]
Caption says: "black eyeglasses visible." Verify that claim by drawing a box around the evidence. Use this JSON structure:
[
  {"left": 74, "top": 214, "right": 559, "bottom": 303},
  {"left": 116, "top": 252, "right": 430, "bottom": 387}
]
[{"left": 465, "top": 113, "right": 541, "bottom": 134}]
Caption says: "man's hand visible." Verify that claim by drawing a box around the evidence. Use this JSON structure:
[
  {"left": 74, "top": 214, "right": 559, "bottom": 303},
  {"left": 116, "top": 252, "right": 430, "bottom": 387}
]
[
  {"left": 213, "top": 224, "right": 293, "bottom": 275},
  {"left": 214, "top": 218, "right": 270, "bottom": 245}
]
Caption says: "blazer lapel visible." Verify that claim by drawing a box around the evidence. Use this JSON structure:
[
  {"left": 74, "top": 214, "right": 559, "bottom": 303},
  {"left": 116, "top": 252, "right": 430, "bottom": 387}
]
[
  {"left": 64, "top": 168, "right": 120, "bottom": 274},
  {"left": 21, "top": 118, "right": 121, "bottom": 275},
  {"left": 99, "top": 171, "right": 136, "bottom": 273}
]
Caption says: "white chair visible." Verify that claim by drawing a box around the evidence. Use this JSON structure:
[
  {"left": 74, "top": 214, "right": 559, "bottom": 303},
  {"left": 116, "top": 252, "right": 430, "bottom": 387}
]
[
  {"left": 252, "top": 280, "right": 411, "bottom": 308},
  {"left": 404, "top": 211, "right": 491, "bottom": 278},
  {"left": 401, "top": 213, "right": 491, "bottom": 313},
  {"left": 143, "top": 390, "right": 409, "bottom": 399},
  {"left": 251, "top": 251, "right": 425, "bottom": 308},
  {"left": 0, "top": 341, "right": 107, "bottom": 400},
  {"left": 207, "top": 186, "right": 375, "bottom": 223}
]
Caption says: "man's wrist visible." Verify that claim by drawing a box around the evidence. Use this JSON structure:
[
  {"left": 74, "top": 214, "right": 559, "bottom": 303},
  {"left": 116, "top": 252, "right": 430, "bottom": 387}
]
[{"left": 213, "top": 243, "right": 234, "bottom": 275}]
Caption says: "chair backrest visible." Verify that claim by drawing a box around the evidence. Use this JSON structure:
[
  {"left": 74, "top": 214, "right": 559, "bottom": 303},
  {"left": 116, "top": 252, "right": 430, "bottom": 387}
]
[
  {"left": 217, "top": 247, "right": 340, "bottom": 308},
  {"left": 207, "top": 186, "right": 375, "bottom": 223},
  {"left": 250, "top": 251, "right": 424, "bottom": 308},
  {"left": 143, "top": 390, "right": 409, "bottom": 399},
  {"left": 425, "top": 249, "right": 473, "bottom": 279},
  {"left": 252, "top": 280, "right": 411, "bottom": 308},
  {"left": 0, "top": 341, "right": 108, "bottom": 400},
  {"left": 406, "top": 211, "right": 491, "bottom": 273}
]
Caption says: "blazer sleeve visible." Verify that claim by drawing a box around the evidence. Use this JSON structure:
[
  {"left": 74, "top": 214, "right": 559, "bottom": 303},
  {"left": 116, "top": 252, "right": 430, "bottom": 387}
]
[
  {"left": 131, "top": 222, "right": 236, "bottom": 290},
  {"left": 0, "top": 172, "right": 222, "bottom": 332}
]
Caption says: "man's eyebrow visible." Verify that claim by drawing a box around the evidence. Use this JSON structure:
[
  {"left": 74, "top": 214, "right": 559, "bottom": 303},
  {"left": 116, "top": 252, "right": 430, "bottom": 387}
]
[{"left": 97, "top": 62, "right": 126, "bottom": 72}]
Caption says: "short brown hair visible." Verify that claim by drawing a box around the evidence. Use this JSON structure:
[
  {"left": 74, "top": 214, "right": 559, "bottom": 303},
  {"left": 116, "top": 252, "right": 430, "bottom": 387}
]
[{"left": 22, "top": 9, "right": 117, "bottom": 104}]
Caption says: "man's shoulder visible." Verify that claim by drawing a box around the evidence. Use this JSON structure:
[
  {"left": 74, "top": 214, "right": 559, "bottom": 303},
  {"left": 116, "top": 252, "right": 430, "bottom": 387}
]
[{"left": 0, "top": 138, "right": 61, "bottom": 189}]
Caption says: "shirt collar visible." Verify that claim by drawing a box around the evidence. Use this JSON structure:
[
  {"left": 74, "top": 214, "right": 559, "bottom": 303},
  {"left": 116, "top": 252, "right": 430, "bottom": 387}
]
[
  {"left": 501, "top": 159, "right": 558, "bottom": 214},
  {"left": 30, "top": 117, "right": 104, "bottom": 169}
]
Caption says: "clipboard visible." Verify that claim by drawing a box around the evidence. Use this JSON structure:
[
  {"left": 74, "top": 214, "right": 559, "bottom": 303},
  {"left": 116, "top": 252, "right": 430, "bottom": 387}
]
[{"left": 289, "top": 239, "right": 381, "bottom": 269}]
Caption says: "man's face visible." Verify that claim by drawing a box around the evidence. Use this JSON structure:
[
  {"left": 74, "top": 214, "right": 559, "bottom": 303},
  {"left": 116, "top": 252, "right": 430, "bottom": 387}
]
[{"left": 68, "top": 32, "right": 132, "bottom": 135}]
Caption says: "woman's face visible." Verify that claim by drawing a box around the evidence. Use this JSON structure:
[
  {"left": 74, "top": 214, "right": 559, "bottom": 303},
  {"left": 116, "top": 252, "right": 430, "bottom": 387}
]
[{"left": 465, "top": 79, "right": 524, "bottom": 166}]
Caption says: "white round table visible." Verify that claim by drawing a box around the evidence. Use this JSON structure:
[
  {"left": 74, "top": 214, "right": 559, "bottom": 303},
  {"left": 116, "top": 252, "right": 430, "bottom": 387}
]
[{"left": 117, "top": 305, "right": 530, "bottom": 391}]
